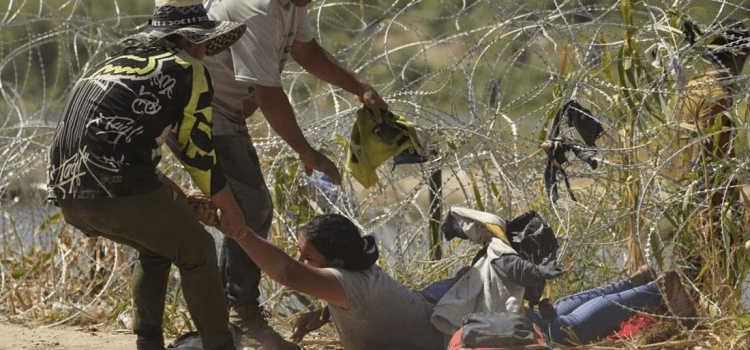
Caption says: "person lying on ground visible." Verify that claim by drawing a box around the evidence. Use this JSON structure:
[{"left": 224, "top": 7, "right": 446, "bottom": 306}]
[
  {"left": 524, "top": 267, "right": 698, "bottom": 345},
  {"left": 215, "top": 213, "right": 699, "bottom": 349},
  {"left": 433, "top": 207, "right": 700, "bottom": 345},
  {"left": 220, "top": 213, "right": 445, "bottom": 350},
  {"left": 46, "top": 0, "right": 248, "bottom": 349}
]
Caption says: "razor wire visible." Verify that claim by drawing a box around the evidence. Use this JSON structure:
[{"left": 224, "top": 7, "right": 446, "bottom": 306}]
[{"left": 1, "top": 0, "right": 749, "bottom": 329}]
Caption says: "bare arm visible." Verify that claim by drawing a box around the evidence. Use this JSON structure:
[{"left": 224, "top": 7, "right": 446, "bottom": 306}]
[
  {"left": 255, "top": 84, "right": 342, "bottom": 184},
  {"left": 221, "top": 225, "right": 348, "bottom": 309},
  {"left": 291, "top": 39, "right": 387, "bottom": 123},
  {"left": 213, "top": 188, "right": 346, "bottom": 308},
  {"left": 210, "top": 185, "right": 248, "bottom": 238}
]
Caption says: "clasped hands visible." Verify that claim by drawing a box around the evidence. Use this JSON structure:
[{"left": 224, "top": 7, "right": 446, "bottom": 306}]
[
  {"left": 185, "top": 191, "right": 248, "bottom": 239},
  {"left": 186, "top": 192, "right": 218, "bottom": 226}
]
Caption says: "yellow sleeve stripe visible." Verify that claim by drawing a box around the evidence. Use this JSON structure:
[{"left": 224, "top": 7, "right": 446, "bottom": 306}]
[{"left": 177, "top": 53, "right": 218, "bottom": 195}]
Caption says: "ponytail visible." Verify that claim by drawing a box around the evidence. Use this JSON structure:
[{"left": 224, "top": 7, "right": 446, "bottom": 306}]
[{"left": 302, "top": 214, "right": 379, "bottom": 271}]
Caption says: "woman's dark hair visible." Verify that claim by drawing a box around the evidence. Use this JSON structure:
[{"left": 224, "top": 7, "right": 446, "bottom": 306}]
[{"left": 301, "top": 214, "right": 379, "bottom": 271}]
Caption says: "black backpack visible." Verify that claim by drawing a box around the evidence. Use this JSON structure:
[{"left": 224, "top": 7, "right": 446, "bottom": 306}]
[{"left": 452, "top": 312, "right": 551, "bottom": 349}]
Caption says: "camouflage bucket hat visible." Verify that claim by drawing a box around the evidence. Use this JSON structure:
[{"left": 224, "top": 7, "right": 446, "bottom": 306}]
[{"left": 122, "top": 0, "right": 246, "bottom": 56}]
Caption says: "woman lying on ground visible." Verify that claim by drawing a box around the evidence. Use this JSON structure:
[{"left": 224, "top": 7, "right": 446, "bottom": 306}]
[
  {"left": 524, "top": 267, "right": 698, "bottom": 345},
  {"left": 220, "top": 213, "right": 445, "bottom": 350},
  {"left": 217, "top": 213, "right": 698, "bottom": 349}
]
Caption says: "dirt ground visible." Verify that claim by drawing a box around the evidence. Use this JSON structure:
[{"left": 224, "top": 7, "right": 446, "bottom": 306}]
[
  {"left": 1, "top": 320, "right": 137, "bottom": 349},
  {"left": 1, "top": 317, "right": 341, "bottom": 350}
]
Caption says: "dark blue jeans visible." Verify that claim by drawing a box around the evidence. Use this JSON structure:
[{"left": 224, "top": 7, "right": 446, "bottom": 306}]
[
  {"left": 214, "top": 133, "right": 274, "bottom": 307},
  {"left": 526, "top": 279, "right": 662, "bottom": 345},
  {"left": 420, "top": 278, "right": 456, "bottom": 304}
]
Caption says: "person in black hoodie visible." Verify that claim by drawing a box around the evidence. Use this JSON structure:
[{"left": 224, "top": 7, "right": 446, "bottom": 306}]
[{"left": 47, "top": 1, "right": 247, "bottom": 349}]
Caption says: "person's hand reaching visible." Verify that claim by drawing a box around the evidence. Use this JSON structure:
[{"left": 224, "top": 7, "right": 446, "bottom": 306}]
[
  {"left": 210, "top": 186, "right": 249, "bottom": 240},
  {"left": 186, "top": 191, "right": 219, "bottom": 226},
  {"left": 360, "top": 86, "right": 388, "bottom": 124},
  {"left": 291, "top": 308, "right": 330, "bottom": 343},
  {"left": 299, "top": 148, "right": 341, "bottom": 185}
]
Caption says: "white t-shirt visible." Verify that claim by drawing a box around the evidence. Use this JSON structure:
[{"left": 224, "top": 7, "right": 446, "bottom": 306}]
[
  {"left": 325, "top": 265, "right": 446, "bottom": 350},
  {"left": 203, "top": 0, "right": 314, "bottom": 135}
]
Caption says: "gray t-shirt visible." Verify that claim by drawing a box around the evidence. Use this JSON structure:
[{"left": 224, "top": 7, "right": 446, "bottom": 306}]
[
  {"left": 325, "top": 265, "right": 445, "bottom": 350},
  {"left": 203, "top": 0, "right": 314, "bottom": 135}
]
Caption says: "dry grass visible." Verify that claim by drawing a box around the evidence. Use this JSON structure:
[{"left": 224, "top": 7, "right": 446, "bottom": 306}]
[
  {"left": 3, "top": 1, "right": 750, "bottom": 349},
  {"left": 2, "top": 214, "right": 749, "bottom": 349}
]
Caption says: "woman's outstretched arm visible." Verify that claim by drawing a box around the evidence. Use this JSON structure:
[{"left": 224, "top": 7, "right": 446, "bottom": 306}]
[{"left": 220, "top": 225, "right": 348, "bottom": 309}]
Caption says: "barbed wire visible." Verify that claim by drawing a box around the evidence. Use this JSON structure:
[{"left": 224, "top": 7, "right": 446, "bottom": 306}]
[{"left": 1, "top": 0, "right": 749, "bottom": 334}]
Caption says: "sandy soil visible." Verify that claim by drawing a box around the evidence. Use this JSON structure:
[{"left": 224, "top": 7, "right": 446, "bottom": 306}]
[
  {"left": 1, "top": 320, "right": 138, "bottom": 350},
  {"left": 1, "top": 317, "right": 340, "bottom": 350}
]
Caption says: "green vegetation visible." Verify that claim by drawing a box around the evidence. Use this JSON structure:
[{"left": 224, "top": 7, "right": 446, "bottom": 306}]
[{"left": 2, "top": 0, "right": 750, "bottom": 348}]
